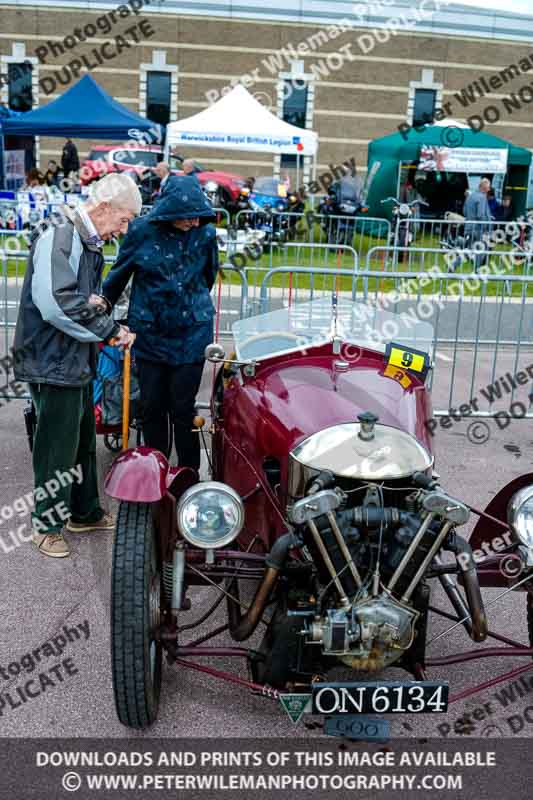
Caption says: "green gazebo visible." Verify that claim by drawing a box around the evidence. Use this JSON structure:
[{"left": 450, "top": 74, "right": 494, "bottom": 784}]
[{"left": 366, "top": 123, "right": 532, "bottom": 219}]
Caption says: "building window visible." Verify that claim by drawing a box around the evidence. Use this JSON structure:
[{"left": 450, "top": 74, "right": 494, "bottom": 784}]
[
  {"left": 413, "top": 88, "right": 437, "bottom": 127},
  {"left": 281, "top": 79, "right": 308, "bottom": 168},
  {"left": 146, "top": 71, "right": 171, "bottom": 126},
  {"left": 8, "top": 61, "right": 32, "bottom": 112}
]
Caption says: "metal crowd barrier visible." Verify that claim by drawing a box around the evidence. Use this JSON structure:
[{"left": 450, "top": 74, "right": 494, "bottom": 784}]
[
  {"left": 390, "top": 216, "right": 533, "bottom": 256},
  {"left": 233, "top": 209, "right": 390, "bottom": 266},
  {"left": 258, "top": 265, "right": 360, "bottom": 315},
  {"left": 365, "top": 245, "right": 533, "bottom": 280},
  {"left": 3, "top": 231, "right": 533, "bottom": 419},
  {"left": 238, "top": 243, "right": 358, "bottom": 321},
  {"left": 0, "top": 196, "right": 90, "bottom": 232},
  {"left": 360, "top": 246, "right": 533, "bottom": 419}
]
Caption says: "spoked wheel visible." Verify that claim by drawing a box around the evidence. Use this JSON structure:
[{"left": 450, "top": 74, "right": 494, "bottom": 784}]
[{"left": 111, "top": 501, "right": 163, "bottom": 728}]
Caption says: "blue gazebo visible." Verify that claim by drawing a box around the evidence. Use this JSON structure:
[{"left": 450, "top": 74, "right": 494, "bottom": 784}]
[{"left": 0, "top": 75, "right": 162, "bottom": 187}]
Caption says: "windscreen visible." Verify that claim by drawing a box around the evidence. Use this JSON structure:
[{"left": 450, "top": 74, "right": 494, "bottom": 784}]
[
  {"left": 232, "top": 298, "right": 435, "bottom": 363},
  {"left": 87, "top": 150, "right": 106, "bottom": 161},
  {"left": 254, "top": 178, "right": 282, "bottom": 196},
  {"left": 337, "top": 176, "right": 363, "bottom": 204}
]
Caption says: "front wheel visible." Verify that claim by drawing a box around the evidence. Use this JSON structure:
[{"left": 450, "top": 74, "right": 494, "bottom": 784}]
[{"left": 111, "top": 501, "right": 162, "bottom": 728}]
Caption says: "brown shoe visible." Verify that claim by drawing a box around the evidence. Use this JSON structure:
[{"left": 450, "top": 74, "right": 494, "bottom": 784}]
[
  {"left": 32, "top": 531, "right": 70, "bottom": 558},
  {"left": 65, "top": 512, "right": 115, "bottom": 534}
]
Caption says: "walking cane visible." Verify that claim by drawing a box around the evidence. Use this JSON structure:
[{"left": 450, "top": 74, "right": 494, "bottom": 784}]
[{"left": 121, "top": 337, "right": 136, "bottom": 451}]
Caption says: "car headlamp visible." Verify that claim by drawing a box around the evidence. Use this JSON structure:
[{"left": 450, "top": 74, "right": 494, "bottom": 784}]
[
  {"left": 508, "top": 487, "right": 533, "bottom": 548},
  {"left": 177, "top": 482, "right": 244, "bottom": 549}
]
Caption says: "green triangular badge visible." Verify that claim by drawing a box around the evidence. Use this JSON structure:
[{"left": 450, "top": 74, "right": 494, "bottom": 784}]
[{"left": 280, "top": 693, "right": 312, "bottom": 724}]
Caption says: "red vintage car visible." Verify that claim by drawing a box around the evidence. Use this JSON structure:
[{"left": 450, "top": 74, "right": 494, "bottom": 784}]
[{"left": 105, "top": 295, "right": 533, "bottom": 730}]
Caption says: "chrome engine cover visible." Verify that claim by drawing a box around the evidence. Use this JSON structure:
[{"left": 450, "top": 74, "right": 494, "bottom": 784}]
[
  {"left": 309, "top": 593, "right": 419, "bottom": 672},
  {"left": 288, "top": 422, "right": 433, "bottom": 499}
]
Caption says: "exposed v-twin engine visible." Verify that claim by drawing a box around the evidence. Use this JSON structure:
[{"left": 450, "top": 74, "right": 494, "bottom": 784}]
[{"left": 288, "top": 480, "right": 472, "bottom": 672}]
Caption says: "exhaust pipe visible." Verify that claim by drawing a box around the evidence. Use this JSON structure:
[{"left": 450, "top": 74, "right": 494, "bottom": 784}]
[
  {"left": 227, "top": 532, "right": 299, "bottom": 642},
  {"left": 455, "top": 535, "right": 488, "bottom": 642}
]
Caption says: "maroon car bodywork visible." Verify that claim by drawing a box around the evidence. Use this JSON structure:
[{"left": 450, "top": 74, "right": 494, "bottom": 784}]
[
  {"left": 105, "top": 331, "right": 533, "bottom": 710},
  {"left": 212, "top": 343, "right": 433, "bottom": 552},
  {"left": 105, "top": 335, "right": 526, "bottom": 595}
]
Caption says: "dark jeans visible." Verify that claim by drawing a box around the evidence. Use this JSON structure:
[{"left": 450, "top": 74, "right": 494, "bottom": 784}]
[
  {"left": 464, "top": 223, "right": 489, "bottom": 271},
  {"left": 136, "top": 359, "right": 204, "bottom": 470},
  {"left": 29, "top": 383, "right": 104, "bottom": 534}
]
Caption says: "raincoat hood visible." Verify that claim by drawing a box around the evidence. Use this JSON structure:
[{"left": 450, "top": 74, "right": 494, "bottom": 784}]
[{"left": 148, "top": 175, "right": 216, "bottom": 225}]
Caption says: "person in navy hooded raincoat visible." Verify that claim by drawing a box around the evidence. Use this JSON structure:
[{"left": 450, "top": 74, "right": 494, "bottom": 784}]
[{"left": 100, "top": 175, "right": 219, "bottom": 470}]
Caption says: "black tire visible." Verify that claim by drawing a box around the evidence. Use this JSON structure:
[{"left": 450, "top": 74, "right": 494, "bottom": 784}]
[{"left": 111, "top": 501, "right": 162, "bottom": 728}]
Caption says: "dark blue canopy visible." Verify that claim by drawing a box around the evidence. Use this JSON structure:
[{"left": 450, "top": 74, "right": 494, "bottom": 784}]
[{"left": 1, "top": 75, "right": 162, "bottom": 140}]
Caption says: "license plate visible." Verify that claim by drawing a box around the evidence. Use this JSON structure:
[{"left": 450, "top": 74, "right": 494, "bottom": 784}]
[
  {"left": 324, "top": 715, "right": 390, "bottom": 742},
  {"left": 312, "top": 681, "right": 449, "bottom": 714}
]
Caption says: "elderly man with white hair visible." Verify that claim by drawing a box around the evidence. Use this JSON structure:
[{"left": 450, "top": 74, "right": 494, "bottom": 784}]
[{"left": 13, "top": 173, "right": 140, "bottom": 558}]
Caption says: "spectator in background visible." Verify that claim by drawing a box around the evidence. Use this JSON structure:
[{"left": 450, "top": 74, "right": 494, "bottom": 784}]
[
  {"left": 464, "top": 178, "right": 492, "bottom": 223},
  {"left": 463, "top": 178, "right": 492, "bottom": 271},
  {"left": 158, "top": 160, "right": 201, "bottom": 201},
  {"left": 22, "top": 168, "right": 48, "bottom": 203},
  {"left": 487, "top": 189, "right": 500, "bottom": 219},
  {"left": 497, "top": 193, "right": 514, "bottom": 223},
  {"left": 287, "top": 190, "right": 305, "bottom": 239},
  {"left": 154, "top": 161, "right": 171, "bottom": 195},
  {"left": 44, "top": 160, "right": 60, "bottom": 188},
  {"left": 22, "top": 167, "right": 44, "bottom": 189},
  {"left": 182, "top": 159, "right": 201, "bottom": 183},
  {"left": 61, "top": 138, "right": 80, "bottom": 180}
]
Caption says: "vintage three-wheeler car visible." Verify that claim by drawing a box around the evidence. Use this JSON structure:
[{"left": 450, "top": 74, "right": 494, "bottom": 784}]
[{"left": 105, "top": 296, "right": 533, "bottom": 729}]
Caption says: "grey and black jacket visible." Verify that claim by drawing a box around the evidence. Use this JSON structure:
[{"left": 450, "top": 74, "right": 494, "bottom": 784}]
[{"left": 13, "top": 206, "right": 120, "bottom": 387}]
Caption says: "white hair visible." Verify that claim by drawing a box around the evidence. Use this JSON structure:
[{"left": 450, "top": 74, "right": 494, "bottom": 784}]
[{"left": 88, "top": 173, "right": 142, "bottom": 215}]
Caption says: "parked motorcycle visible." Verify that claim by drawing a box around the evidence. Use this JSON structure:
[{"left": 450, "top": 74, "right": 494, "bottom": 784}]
[
  {"left": 233, "top": 186, "right": 252, "bottom": 227},
  {"left": 509, "top": 217, "right": 533, "bottom": 273},
  {"left": 319, "top": 176, "right": 367, "bottom": 245},
  {"left": 439, "top": 211, "right": 496, "bottom": 273},
  {"left": 247, "top": 177, "right": 289, "bottom": 245},
  {"left": 382, "top": 196, "right": 428, "bottom": 263}
]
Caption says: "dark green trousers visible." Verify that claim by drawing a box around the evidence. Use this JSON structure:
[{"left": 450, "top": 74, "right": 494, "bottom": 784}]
[{"left": 29, "top": 383, "right": 104, "bottom": 534}]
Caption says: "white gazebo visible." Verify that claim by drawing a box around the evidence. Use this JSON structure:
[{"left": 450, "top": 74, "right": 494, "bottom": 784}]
[{"left": 165, "top": 85, "right": 319, "bottom": 184}]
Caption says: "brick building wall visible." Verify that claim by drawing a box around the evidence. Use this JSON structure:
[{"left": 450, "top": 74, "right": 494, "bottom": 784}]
[{"left": 0, "top": 1, "right": 532, "bottom": 179}]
